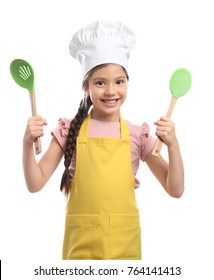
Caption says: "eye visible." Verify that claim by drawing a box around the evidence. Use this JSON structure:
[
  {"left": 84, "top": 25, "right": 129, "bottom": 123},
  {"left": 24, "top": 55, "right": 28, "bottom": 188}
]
[
  {"left": 116, "top": 79, "right": 125, "bottom": 85},
  {"left": 96, "top": 81, "right": 105, "bottom": 86}
]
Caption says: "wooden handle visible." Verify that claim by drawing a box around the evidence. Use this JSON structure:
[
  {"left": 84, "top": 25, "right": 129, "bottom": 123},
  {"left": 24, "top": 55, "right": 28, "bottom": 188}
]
[
  {"left": 151, "top": 137, "right": 163, "bottom": 157},
  {"left": 34, "top": 137, "right": 42, "bottom": 155},
  {"left": 166, "top": 96, "right": 178, "bottom": 118},
  {"left": 151, "top": 96, "right": 178, "bottom": 157},
  {"left": 29, "top": 92, "right": 42, "bottom": 154}
]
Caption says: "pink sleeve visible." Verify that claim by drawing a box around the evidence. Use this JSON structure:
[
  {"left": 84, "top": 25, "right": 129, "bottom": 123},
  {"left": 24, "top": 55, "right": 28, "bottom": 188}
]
[
  {"left": 51, "top": 118, "right": 71, "bottom": 151},
  {"left": 139, "top": 122, "right": 155, "bottom": 161}
]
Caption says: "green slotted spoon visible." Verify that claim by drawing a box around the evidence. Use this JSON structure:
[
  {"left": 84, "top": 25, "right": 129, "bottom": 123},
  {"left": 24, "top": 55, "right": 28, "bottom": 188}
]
[
  {"left": 152, "top": 68, "right": 192, "bottom": 157},
  {"left": 10, "top": 59, "right": 42, "bottom": 154}
]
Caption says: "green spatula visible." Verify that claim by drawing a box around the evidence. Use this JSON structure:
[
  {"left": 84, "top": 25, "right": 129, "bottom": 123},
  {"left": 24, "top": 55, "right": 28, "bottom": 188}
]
[
  {"left": 151, "top": 68, "right": 192, "bottom": 157},
  {"left": 10, "top": 59, "right": 42, "bottom": 154}
]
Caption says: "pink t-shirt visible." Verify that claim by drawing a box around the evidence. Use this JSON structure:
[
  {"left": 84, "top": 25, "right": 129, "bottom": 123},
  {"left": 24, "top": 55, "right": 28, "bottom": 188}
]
[{"left": 52, "top": 117, "right": 155, "bottom": 188}]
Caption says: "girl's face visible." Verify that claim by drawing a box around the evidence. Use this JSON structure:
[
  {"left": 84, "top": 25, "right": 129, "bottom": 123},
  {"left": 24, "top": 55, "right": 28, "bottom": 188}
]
[{"left": 88, "top": 64, "right": 128, "bottom": 122}]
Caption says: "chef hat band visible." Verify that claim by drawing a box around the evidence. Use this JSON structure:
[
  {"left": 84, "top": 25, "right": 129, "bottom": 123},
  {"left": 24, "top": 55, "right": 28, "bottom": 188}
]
[{"left": 69, "top": 21, "right": 136, "bottom": 77}]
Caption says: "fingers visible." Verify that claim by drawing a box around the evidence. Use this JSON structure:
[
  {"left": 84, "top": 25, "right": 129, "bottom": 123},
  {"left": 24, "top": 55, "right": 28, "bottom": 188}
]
[
  {"left": 154, "top": 116, "right": 176, "bottom": 145},
  {"left": 154, "top": 116, "right": 171, "bottom": 124},
  {"left": 30, "top": 115, "right": 48, "bottom": 125},
  {"left": 24, "top": 116, "right": 48, "bottom": 144}
]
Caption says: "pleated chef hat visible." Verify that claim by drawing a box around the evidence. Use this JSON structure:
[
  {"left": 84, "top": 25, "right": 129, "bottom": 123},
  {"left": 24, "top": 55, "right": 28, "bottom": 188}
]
[{"left": 69, "top": 21, "right": 136, "bottom": 76}]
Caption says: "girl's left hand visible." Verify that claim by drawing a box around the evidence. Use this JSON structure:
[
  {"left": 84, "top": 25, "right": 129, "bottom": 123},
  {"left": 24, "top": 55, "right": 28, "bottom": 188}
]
[{"left": 154, "top": 116, "right": 177, "bottom": 147}]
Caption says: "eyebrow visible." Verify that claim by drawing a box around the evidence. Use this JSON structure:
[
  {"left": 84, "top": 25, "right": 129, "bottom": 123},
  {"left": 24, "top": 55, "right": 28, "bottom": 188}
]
[{"left": 92, "top": 76, "right": 127, "bottom": 81}]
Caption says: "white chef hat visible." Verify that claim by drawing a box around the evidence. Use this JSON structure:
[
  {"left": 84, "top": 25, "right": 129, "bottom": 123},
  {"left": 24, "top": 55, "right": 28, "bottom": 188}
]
[{"left": 69, "top": 21, "right": 136, "bottom": 77}]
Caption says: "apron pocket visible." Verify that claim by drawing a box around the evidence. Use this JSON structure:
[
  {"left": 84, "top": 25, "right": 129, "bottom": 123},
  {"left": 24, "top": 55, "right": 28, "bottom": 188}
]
[
  {"left": 64, "top": 214, "right": 103, "bottom": 260},
  {"left": 110, "top": 214, "right": 141, "bottom": 260}
]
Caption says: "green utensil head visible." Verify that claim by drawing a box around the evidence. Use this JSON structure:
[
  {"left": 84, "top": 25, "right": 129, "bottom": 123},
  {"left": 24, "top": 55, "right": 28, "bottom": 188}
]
[
  {"left": 10, "top": 59, "right": 35, "bottom": 93},
  {"left": 169, "top": 68, "right": 192, "bottom": 98}
]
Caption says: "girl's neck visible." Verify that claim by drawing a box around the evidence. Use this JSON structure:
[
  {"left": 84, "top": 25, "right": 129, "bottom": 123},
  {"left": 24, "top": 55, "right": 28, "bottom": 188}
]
[{"left": 90, "top": 109, "right": 120, "bottom": 122}]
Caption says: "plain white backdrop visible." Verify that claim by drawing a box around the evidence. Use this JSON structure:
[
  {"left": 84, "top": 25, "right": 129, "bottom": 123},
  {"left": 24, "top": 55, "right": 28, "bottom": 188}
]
[{"left": 0, "top": 0, "right": 213, "bottom": 279}]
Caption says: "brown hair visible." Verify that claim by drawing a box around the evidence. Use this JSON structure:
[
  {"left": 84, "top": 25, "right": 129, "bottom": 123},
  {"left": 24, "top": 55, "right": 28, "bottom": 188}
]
[{"left": 60, "top": 64, "right": 129, "bottom": 196}]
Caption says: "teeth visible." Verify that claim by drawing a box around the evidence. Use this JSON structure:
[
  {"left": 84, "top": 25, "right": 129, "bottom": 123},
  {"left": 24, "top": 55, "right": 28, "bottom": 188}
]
[{"left": 102, "top": 99, "right": 118, "bottom": 103}]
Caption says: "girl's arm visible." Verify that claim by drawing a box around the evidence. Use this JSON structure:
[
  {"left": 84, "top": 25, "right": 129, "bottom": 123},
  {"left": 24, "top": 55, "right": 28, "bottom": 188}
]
[
  {"left": 23, "top": 116, "right": 64, "bottom": 193},
  {"left": 145, "top": 116, "right": 184, "bottom": 198}
]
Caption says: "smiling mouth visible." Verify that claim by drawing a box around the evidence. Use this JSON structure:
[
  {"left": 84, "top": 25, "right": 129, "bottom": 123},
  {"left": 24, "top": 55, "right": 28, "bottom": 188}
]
[{"left": 101, "top": 99, "right": 119, "bottom": 104}]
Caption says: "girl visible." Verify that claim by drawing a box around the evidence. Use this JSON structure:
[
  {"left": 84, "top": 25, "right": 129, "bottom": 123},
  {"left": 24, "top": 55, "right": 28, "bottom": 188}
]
[{"left": 23, "top": 21, "right": 184, "bottom": 260}]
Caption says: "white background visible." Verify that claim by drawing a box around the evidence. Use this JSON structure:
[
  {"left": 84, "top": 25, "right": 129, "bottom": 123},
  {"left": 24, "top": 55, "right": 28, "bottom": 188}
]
[{"left": 0, "top": 0, "right": 213, "bottom": 279}]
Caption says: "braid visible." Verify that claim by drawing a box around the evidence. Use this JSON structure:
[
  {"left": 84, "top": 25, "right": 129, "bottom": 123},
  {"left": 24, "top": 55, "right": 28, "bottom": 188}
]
[{"left": 60, "top": 95, "right": 92, "bottom": 196}]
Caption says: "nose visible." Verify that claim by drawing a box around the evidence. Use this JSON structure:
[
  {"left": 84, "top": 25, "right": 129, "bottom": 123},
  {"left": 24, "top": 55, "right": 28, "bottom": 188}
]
[{"left": 105, "top": 83, "right": 115, "bottom": 96}]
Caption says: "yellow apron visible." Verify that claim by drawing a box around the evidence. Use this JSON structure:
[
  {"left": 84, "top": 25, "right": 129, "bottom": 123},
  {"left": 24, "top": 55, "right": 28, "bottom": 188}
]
[{"left": 62, "top": 114, "right": 141, "bottom": 260}]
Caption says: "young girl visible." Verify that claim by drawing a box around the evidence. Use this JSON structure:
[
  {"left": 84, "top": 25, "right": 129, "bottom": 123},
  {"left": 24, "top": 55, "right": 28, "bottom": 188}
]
[{"left": 23, "top": 21, "right": 184, "bottom": 260}]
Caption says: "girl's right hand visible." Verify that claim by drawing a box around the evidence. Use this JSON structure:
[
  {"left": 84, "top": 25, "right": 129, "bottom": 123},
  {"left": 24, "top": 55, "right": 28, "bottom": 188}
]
[{"left": 24, "top": 116, "right": 48, "bottom": 145}]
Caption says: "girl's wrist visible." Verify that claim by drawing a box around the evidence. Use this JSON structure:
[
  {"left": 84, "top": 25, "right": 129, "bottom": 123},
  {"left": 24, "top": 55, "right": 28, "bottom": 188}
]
[
  {"left": 23, "top": 138, "right": 34, "bottom": 148},
  {"left": 167, "top": 138, "right": 179, "bottom": 151}
]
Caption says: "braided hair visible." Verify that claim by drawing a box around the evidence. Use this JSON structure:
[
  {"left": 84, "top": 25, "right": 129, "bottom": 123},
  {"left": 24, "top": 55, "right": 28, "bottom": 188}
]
[{"left": 60, "top": 73, "right": 93, "bottom": 196}]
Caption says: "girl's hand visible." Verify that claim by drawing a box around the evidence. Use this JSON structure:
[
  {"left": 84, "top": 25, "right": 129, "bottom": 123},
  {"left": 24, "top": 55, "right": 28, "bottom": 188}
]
[
  {"left": 24, "top": 116, "right": 48, "bottom": 145},
  {"left": 154, "top": 116, "right": 177, "bottom": 147}
]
